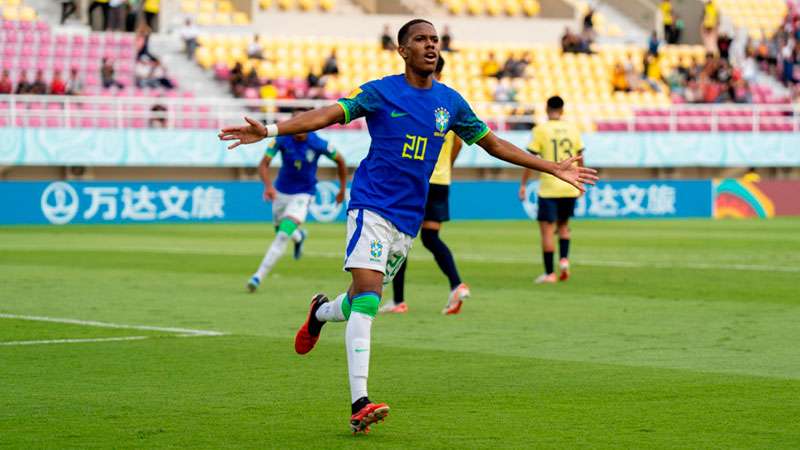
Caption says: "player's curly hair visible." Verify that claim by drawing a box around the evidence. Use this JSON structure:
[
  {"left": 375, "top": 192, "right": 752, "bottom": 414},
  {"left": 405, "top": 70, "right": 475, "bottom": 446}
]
[{"left": 397, "top": 19, "right": 434, "bottom": 46}]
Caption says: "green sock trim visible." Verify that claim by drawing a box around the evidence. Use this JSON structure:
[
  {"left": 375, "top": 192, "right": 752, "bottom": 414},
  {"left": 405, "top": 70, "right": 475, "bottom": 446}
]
[
  {"left": 350, "top": 292, "right": 380, "bottom": 318},
  {"left": 277, "top": 218, "right": 298, "bottom": 236},
  {"left": 341, "top": 294, "right": 351, "bottom": 320}
]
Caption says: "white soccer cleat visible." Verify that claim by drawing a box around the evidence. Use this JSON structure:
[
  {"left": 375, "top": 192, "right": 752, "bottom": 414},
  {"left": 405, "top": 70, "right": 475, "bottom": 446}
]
[
  {"left": 534, "top": 273, "right": 557, "bottom": 284},
  {"left": 442, "top": 283, "right": 470, "bottom": 315}
]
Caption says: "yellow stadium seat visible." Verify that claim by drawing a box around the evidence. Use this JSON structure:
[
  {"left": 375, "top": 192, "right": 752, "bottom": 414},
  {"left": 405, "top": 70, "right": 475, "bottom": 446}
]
[
  {"left": 298, "top": 0, "right": 315, "bottom": 11},
  {"left": 320, "top": 0, "right": 335, "bottom": 11},
  {"left": 521, "top": 0, "right": 539, "bottom": 16},
  {"left": 217, "top": 0, "right": 233, "bottom": 13},
  {"left": 259, "top": 0, "right": 272, "bottom": 9},
  {"left": 198, "top": 0, "right": 214, "bottom": 12},
  {"left": 180, "top": 0, "right": 197, "bottom": 12},
  {"left": 3, "top": 6, "right": 20, "bottom": 20},
  {"left": 278, "top": 0, "right": 295, "bottom": 10},
  {"left": 232, "top": 12, "right": 249, "bottom": 24}
]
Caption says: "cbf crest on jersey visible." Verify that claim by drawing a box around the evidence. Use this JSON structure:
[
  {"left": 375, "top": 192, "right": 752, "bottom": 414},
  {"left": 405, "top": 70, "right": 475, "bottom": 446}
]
[
  {"left": 434, "top": 107, "right": 450, "bottom": 134},
  {"left": 306, "top": 149, "right": 315, "bottom": 162}
]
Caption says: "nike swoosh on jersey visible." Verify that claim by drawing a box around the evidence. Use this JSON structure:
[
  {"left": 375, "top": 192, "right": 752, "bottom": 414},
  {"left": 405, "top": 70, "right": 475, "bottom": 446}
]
[{"left": 390, "top": 110, "right": 409, "bottom": 118}]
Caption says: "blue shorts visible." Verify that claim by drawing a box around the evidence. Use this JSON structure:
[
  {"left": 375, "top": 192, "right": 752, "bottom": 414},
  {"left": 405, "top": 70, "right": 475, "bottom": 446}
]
[{"left": 537, "top": 197, "right": 576, "bottom": 223}]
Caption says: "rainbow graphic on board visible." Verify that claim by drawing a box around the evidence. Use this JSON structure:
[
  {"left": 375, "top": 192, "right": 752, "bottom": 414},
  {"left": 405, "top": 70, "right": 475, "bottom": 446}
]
[{"left": 714, "top": 179, "right": 775, "bottom": 219}]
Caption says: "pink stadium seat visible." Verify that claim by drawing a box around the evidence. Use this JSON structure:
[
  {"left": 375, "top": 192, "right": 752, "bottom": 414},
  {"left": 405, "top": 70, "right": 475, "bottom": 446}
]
[
  {"left": 19, "top": 21, "right": 32, "bottom": 31},
  {"left": 5, "top": 32, "right": 17, "bottom": 43},
  {"left": 35, "top": 21, "right": 49, "bottom": 32},
  {"left": 22, "top": 32, "right": 34, "bottom": 44},
  {"left": 37, "top": 46, "right": 50, "bottom": 58},
  {"left": 55, "top": 34, "right": 68, "bottom": 45}
]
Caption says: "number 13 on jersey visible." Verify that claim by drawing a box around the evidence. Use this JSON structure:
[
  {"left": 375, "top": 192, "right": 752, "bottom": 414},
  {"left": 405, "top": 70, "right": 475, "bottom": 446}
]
[{"left": 402, "top": 134, "right": 428, "bottom": 161}]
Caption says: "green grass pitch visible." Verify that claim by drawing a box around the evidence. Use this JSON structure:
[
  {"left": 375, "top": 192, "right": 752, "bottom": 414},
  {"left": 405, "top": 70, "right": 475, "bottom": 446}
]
[{"left": 1, "top": 218, "right": 799, "bottom": 449}]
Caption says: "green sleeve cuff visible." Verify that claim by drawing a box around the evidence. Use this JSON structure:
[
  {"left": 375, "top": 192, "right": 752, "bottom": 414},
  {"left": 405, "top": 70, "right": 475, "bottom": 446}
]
[
  {"left": 326, "top": 148, "right": 338, "bottom": 160},
  {"left": 336, "top": 101, "right": 350, "bottom": 125},
  {"left": 465, "top": 125, "right": 491, "bottom": 146}
]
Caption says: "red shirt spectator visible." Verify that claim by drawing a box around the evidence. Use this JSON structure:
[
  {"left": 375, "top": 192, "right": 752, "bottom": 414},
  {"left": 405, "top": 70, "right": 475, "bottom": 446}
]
[
  {"left": 0, "top": 70, "right": 12, "bottom": 94},
  {"left": 51, "top": 70, "right": 67, "bottom": 95}
]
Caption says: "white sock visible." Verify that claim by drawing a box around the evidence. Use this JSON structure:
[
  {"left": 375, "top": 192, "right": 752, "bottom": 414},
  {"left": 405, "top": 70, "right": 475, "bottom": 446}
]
[
  {"left": 254, "top": 232, "right": 290, "bottom": 279},
  {"left": 315, "top": 292, "right": 347, "bottom": 322},
  {"left": 346, "top": 311, "right": 372, "bottom": 403},
  {"left": 291, "top": 229, "right": 303, "bottom": 243}
]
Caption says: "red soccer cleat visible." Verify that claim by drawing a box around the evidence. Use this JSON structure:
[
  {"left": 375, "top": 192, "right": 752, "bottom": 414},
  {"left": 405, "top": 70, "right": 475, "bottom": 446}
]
[
  {"left": 559, "top": 258, "right": 570, "bottom": 282},
  {"left": 350, "top": 402, "right": 390, "bottom": 434},
  {"left": 294, "top": 294, "right": 328, "bottom": 355}
]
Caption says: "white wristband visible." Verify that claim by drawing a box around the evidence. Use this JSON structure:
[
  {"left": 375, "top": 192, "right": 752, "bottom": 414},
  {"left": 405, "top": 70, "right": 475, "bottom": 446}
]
[{"left": 265, "top": 124, "right": 279, "bottom": 138}]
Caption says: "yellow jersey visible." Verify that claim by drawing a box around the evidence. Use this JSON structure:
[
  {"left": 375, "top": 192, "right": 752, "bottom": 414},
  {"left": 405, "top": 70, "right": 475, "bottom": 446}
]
[
  {"left": 703, "top": 2, "right": 718, "bottom": 28},
  {"left": 527, "top": 120, "right": 584, "bottom": 198},
  {"left": 429, "top": 131, "right": 455, "bottom": 185},
  {"left": 144, "top": 0, "right": 160, "bottom": 13},
  {"left": 660, "top": 1, "right": 673, "bottom": 26}
]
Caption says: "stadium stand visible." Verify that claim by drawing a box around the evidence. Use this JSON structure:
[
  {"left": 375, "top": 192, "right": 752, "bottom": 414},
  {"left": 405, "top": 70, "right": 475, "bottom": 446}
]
[
  {"left": 258, "top": 0, "right": 337, "bottom": 13},
  {"left": 180, "top": 0, "right": 250, "bottom": 26},
  {"left": 715, "top": 0, "right": 788, "bottom": 39},
  {"left": 1, "top": 0, "right": 36, "bottom": 21}
]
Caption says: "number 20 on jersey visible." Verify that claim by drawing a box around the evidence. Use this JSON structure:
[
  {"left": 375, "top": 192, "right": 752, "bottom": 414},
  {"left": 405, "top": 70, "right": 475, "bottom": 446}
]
[{"left": 402, "top": 135, "right": 427, "bottom": 161}]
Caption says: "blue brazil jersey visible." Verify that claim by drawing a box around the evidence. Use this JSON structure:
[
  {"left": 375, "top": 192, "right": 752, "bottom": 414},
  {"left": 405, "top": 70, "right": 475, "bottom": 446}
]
[
  {"left": 266, "top": 133, "right": 337, "bottom": 195},
  {"left": 337, "top": 74, "right": 489, "bottom": 236}
]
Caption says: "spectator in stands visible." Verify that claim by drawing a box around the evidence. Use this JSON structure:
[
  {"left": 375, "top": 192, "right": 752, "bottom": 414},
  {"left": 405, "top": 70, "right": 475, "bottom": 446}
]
[
  {"left": 380, "top": 24, "right": 396, "bottom": 50},
  {"left": 143, "top": 0, "right": 160, "bottom": 31},
  {"left": 306, "top": 67, "right": 324, "bottom": 99},
  {"left": 701, "top": 0, "right": 719, "bottom": 54},
  {"left": 509, "top": 105, "right": 536, "bottom": 131},
  {"left": 561, "top": 27, "right": 589, "bottom": 54},
  {"left": 60, "top": 0, "right": 77, "bottom": 25},
  {"left": 493, "top": 78, "right": 516, "bottom": 103},
  {"left": 260, "top": 79, "right": 278, "bottom": 103},
  {"left": 659, "top": 0, "right": 674, "bottom": 44},
  {"left": 66, "top": 68, "right": 84, "bottom": 95},
  {"left": 717, "top": 32, "right": 732, "bottom": 61},
  {"left": 178, "top": 18, "right": 199, "bottom": 61},
  {"left": 510, "top": 52, "right": 531, "bottom": 78},
  {"left": 611, "top": 63, "right": 630, "bottom": 92},
  {"left": 742, "top": 48, "right": 758, "bottom": 85},
  {"left": 582, "top": 7, "right": 595, "bottom": 42},
  {"left": 500, "top": 54, "right": 518, "bottom": 78},
  {"left": 88, "top": 0, "right": 110, "bottom": 31},
  {"left": 441, "top": 25, "right": 453, "bottom": 52},
  {"left": 149, "top": 102, "right": 167, "bottom": 128},
  {"left": 101, "top": 58, "right": 124, "bottom": 89},
  {"left": 50, "top": 70, "right": 67, "bottom": 95},
  {"left": 248, "top": 35, "right": 264, "bottom": 60},
  {"left": 780, "top": 38, "right": 797, "bottom": 86},
  {"left": 643, "top": 53, "right": 664, "bottom": 92},
  {"left": 648, "top": 31, "right": 661, "bottom": 56},
  {"left": 136, "top": 23, "right": 156, "bottom": 61},
  {"left": 229, "top": 62, "right": 244, "bottom": 97},
  {"left": 245, "top": 68, "right": 260, "bottom": 89},
  {"left": 0, "top": 70, "right": 12, "bottom": 94},
  {"left": 109, "top": 0, "right": 126, "bottom": 31},
  {"left": 30, "top": 70, "right": 47, "bottom": 95},
  {"left": 322, "top": 50, "right": 339, "bottom": 76},
  {"left": 15, "top": 72, "right": 31, "bottom": 94},
  {"left": 669, "top": 13, "right": 684, "bottom": 44},
  {"left": 482, "top": 52, "right": 500, "bottom": 77}
]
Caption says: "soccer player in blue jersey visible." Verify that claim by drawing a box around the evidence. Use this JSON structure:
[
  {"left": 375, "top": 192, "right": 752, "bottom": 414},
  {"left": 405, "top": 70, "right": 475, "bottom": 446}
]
[
  {"left": 219, "top": 19, "right": 598, "bottom": 434},
  {"left": 247, "top": 114, "right": 348, "bottom": 292}
]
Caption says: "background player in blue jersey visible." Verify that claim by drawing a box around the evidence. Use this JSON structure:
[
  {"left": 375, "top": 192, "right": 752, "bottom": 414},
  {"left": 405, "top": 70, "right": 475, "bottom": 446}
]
[
  {"left": 219, "top": 19, "right": 598, "bottom": 434},
  {"left": 247, "top": 115, "right": 348, "bottom": 293}
]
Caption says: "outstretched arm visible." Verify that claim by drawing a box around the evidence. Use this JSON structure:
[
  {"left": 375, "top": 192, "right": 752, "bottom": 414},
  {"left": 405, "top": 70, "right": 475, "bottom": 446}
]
[
  {"left": 219, "top": 104, "right": 345, "bottom": 149},
  {"left": 258, "top": 155, "right": 277, "bottom": 201},
  {"left": 333, "top": 153, "right": 348, "bottom": 204},
  {"left": 476, "top": 131, "right": 598, "bottom": 191}
]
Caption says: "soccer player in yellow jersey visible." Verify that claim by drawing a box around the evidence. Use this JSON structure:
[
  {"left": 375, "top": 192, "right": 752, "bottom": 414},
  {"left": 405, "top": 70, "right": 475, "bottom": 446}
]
[
  {"left": 381, "top": 56, "right": 471, "bottom": 315},
  {"left": 519, "top": 96, "right": 584, "bottom": 283}
]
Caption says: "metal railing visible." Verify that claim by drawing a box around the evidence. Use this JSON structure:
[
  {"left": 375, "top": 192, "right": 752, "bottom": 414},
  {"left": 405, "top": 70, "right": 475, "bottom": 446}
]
[{"left": 1, "top": 94, "right": 798, "bottom": 133}]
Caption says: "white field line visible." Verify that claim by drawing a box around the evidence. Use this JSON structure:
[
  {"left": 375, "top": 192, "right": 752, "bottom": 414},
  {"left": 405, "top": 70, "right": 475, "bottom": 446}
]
[
  {"left": 0, "top": 336, "right": 149, "bottom": 346},
  {"left": 1, "top": 243, "right": 798, "bottom": 273},
  {"left": 0, "top": 314, "right": 226, "bottom": 337}
]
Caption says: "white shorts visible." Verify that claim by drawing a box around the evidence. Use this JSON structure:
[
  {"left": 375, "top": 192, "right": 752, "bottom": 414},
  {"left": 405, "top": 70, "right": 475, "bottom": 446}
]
[
  {"left": 272, "top": 191, "right": 312, "bottom": 226},
  {"left": 343, "top": 209, "right": 413, "bottom": 285}
]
